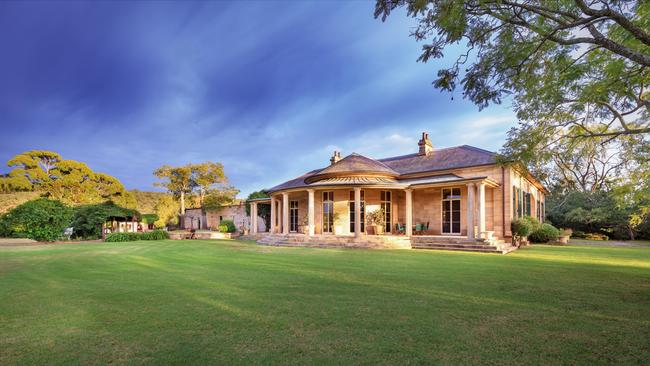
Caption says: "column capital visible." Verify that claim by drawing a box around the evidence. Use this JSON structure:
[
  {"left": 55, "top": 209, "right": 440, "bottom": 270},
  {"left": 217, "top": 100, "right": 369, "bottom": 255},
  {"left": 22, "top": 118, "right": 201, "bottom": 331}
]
[
  {"left": 306, "top": 189, "right": 315, "bottom": 193},
  {"left": 404, "top": 188, "right": 413, "bottom": 193},
  {"left": 353, "top": 187, "right": 361, "bottom": 192},
  {"left": 466, "top": 182, "right": 475, "bottom": 187}
]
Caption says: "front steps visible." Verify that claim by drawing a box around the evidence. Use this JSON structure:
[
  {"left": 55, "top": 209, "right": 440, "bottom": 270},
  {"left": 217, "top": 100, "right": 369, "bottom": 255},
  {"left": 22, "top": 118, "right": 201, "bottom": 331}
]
[
  {"left": 250, "top": 233, "right": 516, "bottom": 254},
  {"left": 411, "top": 236, "right": 516, "bottom": 254},
  {"left": 257, "top": 234, "right": 411, "bottom": 249}
]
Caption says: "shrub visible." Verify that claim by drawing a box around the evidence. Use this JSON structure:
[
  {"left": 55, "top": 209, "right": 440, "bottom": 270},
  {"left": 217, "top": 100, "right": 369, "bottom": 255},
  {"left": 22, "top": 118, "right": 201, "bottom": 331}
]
[
  {"left": 105, "top": 229, "right": 169, "bottom": 242},
  {"left": 529, "top": 223, "right": 561, "bottom": 243},
  {"left": 218, "top": 220, "right": 236, "bottom": 233},
  {"left": 585, "top": 232, "right": 609, "bottom": 241},
  {"left": 511, "top": 217, "right": 534, "bottom": 246},
  {"left": 572, "top": 230, "right": 587, "bottom": 238},
  {"left": 0, "top": 199, "right": 72, "bottom": 241},
  {"left": 140, "top": 230, "right": 169, "bottom": 240},
  {"left": 522, "top": 216, "right": 541, "bottom": 232},
  {"left": 105, "top": 232, "right": 137, "bottom": 242}
]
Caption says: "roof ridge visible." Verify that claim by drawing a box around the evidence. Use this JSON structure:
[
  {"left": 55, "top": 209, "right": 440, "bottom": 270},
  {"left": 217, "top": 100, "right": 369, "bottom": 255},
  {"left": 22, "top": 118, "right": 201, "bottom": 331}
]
[
  {"left": 377, "top": 145, "right": 462, "bottom": 162},
  {"left": 460, "top": 145, "right": 496, "bottom": 155}
]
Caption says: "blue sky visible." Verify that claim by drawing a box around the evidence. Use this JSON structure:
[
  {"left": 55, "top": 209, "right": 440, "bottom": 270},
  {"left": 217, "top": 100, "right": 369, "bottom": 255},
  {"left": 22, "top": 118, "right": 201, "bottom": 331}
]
[{"left": 0, "top": 1, "right": 515, "bottom": 197}]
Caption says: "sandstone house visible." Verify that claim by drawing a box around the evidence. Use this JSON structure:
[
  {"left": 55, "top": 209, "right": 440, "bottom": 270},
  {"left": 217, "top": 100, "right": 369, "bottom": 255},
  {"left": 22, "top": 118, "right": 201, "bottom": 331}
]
[{"left": 247, "top": 132, "right": 547, "bottom": 253}]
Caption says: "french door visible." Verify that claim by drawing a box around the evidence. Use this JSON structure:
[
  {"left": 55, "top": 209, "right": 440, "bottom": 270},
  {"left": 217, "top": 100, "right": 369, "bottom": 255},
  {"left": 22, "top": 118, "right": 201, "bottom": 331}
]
[
  {"left": 442, "top": 188, "right": 461, "bottom": 234},
  {"left": 289, "top": 200, "right": 299, "bottom": 232},
  {"left": 322, "top": 191, "right": 334, "bottom": 233},
  {"left": 380, "top": 191, "right": 392, "bottom": 233},
  {"left": 349, "top": 190, "right": 365, "bottom": 233}
]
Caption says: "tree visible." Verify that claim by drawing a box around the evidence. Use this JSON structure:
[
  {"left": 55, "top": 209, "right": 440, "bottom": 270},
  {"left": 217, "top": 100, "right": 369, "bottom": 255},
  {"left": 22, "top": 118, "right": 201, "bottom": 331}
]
[
  {"left": 192, "top": 162, "right": 228, "bottom": 206},
  {"left": 0, "top": 199, "right": 72, "bottom": 241},
  {"left": 375, "top": 1, "right": 650, "bottom": 162},
  {"left": 3, "top": 150, "right": 134, "bottom": 206},
  {"left": 245, "top": 191, "right": 271, "bottom": 229},
  {"left": 6, "top": 150, "right": 61, "bottom": 185},
  {"left": 153, "top": 165, "right": 195, "bottom": 214},
  {"left": 153, "top": 162, "right": 235, "bottom": 216},
  {"left": 153, "top": 195, "right": 180, "bottom": 228},
  {"left": 508, "top": 132, "right": 642, "bottom": 193},
  {"left": 203, "top": 186, "right": 239, "bottom": 211}
]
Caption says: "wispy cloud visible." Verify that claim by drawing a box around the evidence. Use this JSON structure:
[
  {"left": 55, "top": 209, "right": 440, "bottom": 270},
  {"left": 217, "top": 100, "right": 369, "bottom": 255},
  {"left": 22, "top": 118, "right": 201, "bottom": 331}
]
[{"left": 0, "top": 1, "right": 517, "bottom": 197}]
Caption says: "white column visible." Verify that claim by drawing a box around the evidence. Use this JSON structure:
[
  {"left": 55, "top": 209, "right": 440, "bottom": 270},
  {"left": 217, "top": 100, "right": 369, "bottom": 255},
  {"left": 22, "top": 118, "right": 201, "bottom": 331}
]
[
  {"left": 270, "top": 197, "right": 276, "bottom": 233},
  {"left": 466, "top": 183, "right": 475, "bottom": 239},
  {"left": 307, "top": 189, "right": 315, "bottom": 236},
  {"left": 282, "top": 192, "right": 289, "bottom": 234},
  {"left": 251, "top": 202, "right": 258, "bottom": 234},
  {"left": 405, "top": 189, "right": 413, "bottom": 236},
  {"left": 354, "top": 187, "right": 361, "bottom": 238},
  {"left": 478, "top": 183, "right": 486, "bottom": 238}
]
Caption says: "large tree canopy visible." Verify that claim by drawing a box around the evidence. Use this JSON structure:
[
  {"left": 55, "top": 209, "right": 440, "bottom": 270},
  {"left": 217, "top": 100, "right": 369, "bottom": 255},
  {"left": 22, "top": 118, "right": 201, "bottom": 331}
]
[
  {"left": 1, "top": 150, "right": 135, "bottom": 207},
  {"left": 375, "top": 0, "right": 649, "bottom": 162}
]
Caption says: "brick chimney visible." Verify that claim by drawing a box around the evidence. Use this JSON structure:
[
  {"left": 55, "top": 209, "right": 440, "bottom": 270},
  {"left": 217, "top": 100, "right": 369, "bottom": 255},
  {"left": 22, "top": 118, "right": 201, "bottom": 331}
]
[
  {"left": 330, "top": 151, "right": 342, "bottom": 165},
  {"left": 418, "top": 132, "right": 433, "bottom": 155}
]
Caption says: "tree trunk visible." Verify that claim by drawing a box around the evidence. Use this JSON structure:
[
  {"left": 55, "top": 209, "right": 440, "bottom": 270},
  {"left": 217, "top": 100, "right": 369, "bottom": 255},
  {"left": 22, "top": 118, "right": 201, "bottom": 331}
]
[{"left": 180, "top": 191, "right": 186, "bottom": 215}]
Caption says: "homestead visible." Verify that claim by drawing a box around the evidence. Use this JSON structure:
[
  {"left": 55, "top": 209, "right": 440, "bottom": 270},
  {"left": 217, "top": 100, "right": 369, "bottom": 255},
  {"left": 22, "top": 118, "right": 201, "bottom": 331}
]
[{"left": 248, "top": 132, "right": 547, "bottom": 253}]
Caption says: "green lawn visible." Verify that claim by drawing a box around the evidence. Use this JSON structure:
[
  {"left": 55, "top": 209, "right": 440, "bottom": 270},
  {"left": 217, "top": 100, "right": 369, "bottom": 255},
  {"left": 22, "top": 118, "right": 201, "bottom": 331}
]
[{"left": 1, "top": 240, "right": 649, "bottom": 365}]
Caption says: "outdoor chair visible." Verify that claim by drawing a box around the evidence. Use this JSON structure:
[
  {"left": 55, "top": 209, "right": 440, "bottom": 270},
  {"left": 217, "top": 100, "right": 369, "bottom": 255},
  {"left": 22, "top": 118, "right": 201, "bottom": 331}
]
[
  {"left": 62, "top": 227, "right": 73, "bottom": 241},
  {"left": 395, "top": 223, "right": 405, "bottom": 235}
]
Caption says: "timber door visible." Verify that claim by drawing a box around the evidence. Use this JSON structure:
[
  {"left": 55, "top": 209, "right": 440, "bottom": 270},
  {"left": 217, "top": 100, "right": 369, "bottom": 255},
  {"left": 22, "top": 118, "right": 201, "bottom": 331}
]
[{"left": 442, "top": 188, "right": 461, "bottom": 234}]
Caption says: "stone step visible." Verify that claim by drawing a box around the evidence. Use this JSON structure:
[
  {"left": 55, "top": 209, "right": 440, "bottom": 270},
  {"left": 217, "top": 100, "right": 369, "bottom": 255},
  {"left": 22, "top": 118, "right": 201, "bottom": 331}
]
[
  {"left": 413, "top": 243, "right": 497, "bottom": 249},
  {"left": 413, "top": 245, "right": 507, "bottom": 254}
]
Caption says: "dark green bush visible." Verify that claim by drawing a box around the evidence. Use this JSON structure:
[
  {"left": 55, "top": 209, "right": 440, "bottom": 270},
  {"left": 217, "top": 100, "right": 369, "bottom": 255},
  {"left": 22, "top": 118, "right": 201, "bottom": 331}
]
[
  {"left": 511, "top": 217, "right": 534, "bottom": 245},
  {"left": 140, "top": 230, "right": 169, "bottom": 240},
  {"left": 0, "top": 199, "right": 72, "bottom": 241},
  {"left": 572, "top": 230, "right": 587, "bottom": 238},
  {"left": 105, "top": 232, "right": 138, "bottom": 242},
  {"left": 218, "top": 220, "right": 236, "bottom": 233},
  {"left": 105, "top": 230, "right": 169, "bottom": 242},
  {"left": 529, "top": 223, "right": 561, "bottom": 243}
]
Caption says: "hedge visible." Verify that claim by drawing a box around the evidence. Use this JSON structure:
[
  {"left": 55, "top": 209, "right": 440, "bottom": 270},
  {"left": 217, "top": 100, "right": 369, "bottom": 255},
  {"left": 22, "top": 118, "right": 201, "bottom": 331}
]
[{"left": 105, "top": 230, "right": 169, "bottom": 242}]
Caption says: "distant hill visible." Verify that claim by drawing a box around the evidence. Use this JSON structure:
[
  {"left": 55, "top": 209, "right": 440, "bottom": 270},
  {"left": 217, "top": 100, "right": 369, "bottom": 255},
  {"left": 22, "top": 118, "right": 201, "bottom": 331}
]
[{"left": 0, "top": 192, "right": 41, "bottom": 214}]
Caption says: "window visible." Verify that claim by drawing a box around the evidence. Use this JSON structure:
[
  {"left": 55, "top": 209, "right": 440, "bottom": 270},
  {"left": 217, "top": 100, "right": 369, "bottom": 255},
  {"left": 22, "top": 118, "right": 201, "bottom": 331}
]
[
  {"left": 289, "top": 200, "right": 299, "bottom": 232},
  {"left": 525, "top": 193, "right": 531, "bottom": 216},
  {"left": 442, "top": 188, "right": 461, "bottom": 234},
  {"left": 380, "top": 191, "right": 392, "bottom": 233},
  {"left": 322, "top": 191, "right": 334, "bottom": 233},
  {"left": 349, "top": 190, "right": 365, "bottom": 233}
]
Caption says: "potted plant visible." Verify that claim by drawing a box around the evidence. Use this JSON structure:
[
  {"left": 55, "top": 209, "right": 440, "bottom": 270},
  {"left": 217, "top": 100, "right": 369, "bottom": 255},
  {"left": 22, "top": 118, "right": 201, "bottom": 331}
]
[
  {"left": 366, "top": 208, "right": 385, "bottom": 235},
  {"left": 298, "top": 215, "right": 309, "bottom": 234}
]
